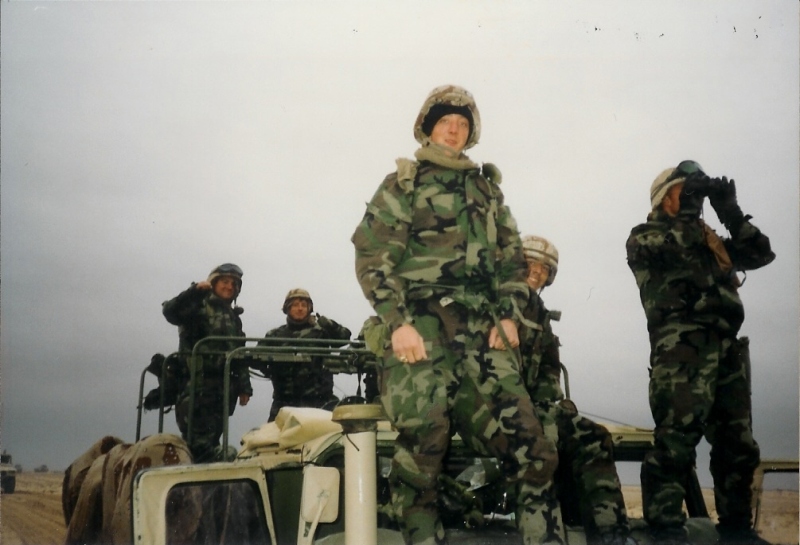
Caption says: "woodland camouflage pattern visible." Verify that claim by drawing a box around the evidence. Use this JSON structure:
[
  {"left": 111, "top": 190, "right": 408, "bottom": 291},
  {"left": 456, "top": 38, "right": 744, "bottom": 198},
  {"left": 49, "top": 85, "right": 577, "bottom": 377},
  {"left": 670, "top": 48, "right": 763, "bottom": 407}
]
[
  {"left": 626, "top": 193, "right": 775, "bottom": 536},
  {"left": 352, "top": 157, "right": 530, "bottom": 333},
  {"left": 162, "top": 285, "right": 252, "bottom": 463},
  {"left": 353, "top": 90, "right": 563, "bottom": 542},
  {"left": 257, "top": 313, "right": 351, "bottom": 421},
  {"left": 520, "top": 291, "right": 631, "bottom": 542}
]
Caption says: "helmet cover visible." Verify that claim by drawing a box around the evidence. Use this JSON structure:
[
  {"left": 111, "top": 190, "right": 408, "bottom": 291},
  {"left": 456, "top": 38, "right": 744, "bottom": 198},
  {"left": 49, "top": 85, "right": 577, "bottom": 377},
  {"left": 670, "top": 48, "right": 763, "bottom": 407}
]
[
  {"left": 282, "top": 288, "right": 314, "bottom": 314},
  {"left": 521, "top": 235, "right": 559, "bottom": 286},
  {"left": 413, "top": 84, "right": 481, "bottom": 150}
]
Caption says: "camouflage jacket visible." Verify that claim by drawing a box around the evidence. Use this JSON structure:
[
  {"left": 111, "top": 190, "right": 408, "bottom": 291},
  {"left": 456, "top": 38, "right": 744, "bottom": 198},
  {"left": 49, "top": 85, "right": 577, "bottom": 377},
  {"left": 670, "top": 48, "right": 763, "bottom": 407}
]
[
  {"left": 519, "top": 291, "right": 565, "bottom": 404},
  {"left": 259, "top": 315, "right": 351, "bottom": 402},
  {"left": 626, "top": 208, "right": 775, "bottom": 335},
  {"left": 162, "top": 285, "right": 252, "bottom": 395},
  {"left": 352, "top": 153, "right": 529, "bottom": 331}
]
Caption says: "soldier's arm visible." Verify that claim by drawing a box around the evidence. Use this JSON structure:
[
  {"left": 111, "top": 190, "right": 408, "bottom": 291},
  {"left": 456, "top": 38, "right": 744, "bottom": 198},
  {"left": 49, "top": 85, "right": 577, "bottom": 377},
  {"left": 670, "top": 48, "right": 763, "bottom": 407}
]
[
  {"left": 316, "top": 315, "right": 352, "bottom": 340},
  {"left": 724, "top": 219, "right": 776, "bottom": 271},
  {"left": 494, "top": 199, "right": 529, "bottom": 323},
  {"left": 232, "top": 360, "right": 254, "bottom": 398},
  {"left": 534, "top": 331, "right": 565, "bottom": 402},
  {"left": 352, "top": 174, "right": 414, "bottom": 333},
  {"left": 626, "top": 220, "right": 699, "bottom": 272},
  {"left": 162, "top": 283, "right": 208, "bottom": 326}
]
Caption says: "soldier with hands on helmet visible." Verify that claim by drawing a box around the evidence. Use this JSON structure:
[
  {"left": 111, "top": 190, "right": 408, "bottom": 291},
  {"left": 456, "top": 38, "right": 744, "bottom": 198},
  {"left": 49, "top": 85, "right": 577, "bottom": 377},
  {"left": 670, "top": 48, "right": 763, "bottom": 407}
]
[
  {"left": 519, "top": 235, "right": 635, "bottom": 545},
  {"left": 258, "top": 288, "right": 351, "bottom": 422},
  {"left": 626, "top": 161, "right": 775, "bottom": 545},
  {"left": 352, "top": 85, "right": 563, "bottom": 545},
  {"left": 161, "top": 263, "right": 253, "bottom": 463}
]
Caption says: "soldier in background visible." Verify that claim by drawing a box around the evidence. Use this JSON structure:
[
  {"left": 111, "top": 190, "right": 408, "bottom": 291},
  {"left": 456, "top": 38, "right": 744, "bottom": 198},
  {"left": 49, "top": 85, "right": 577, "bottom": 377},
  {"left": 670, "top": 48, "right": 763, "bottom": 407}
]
[
  {"left": 352, "top": 84, "right": 563, "bottom": 545},
  {"left": 162, "top": 263, "right": 252, "bottom": 463},
  {"left": 626, "top": 161, "right": 775, "bottom": 545},
  {"left": 519, "top": 235, "right": 635, "bottom": 545},
  {"left": 259, "top": 288, "right": 351, "bottom": 422}
]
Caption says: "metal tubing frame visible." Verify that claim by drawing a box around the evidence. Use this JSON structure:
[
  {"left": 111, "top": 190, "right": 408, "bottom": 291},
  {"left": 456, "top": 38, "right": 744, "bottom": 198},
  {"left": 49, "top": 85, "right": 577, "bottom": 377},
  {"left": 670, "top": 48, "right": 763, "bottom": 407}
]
[{"left": 182, "top": 336, "right": 371, "bottom": 452}]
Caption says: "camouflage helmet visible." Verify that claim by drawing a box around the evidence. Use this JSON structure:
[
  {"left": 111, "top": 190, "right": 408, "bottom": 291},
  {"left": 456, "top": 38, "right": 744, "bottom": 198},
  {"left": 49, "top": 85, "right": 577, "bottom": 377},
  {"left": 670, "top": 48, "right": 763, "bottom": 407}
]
[
  {"left": 207, "top": 263, "right": 243, "bottom": 296},
  {"left": 413, "top": 85, "right": 481, "bottom": 150},
  {"left": 521, "top": 235, "right": 558, "bottom": 286},
  {"left": 282, "top": 288, "right": 313, "bottom": 314}
]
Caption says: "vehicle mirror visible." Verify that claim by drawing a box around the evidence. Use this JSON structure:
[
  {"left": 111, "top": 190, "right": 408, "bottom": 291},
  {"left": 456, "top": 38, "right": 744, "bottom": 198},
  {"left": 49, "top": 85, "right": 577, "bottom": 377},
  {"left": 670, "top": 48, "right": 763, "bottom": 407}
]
[{"left": 300, "top": 465, "right": 340, "bottom": 524}]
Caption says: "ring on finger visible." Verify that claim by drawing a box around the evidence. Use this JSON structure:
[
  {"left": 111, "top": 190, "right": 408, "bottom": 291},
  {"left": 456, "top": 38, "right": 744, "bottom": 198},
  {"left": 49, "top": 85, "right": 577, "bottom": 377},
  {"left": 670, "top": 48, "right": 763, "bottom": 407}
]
[{"left": 399, "top": 355, "right": 409, "bottom": 363}]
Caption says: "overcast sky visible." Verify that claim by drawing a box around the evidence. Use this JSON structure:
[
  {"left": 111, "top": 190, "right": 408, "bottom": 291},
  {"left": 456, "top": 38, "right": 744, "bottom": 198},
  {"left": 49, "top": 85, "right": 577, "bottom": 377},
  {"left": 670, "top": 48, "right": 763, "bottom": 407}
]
[{"left": 1, "top": 2, "right": 797, "bottom": 487}]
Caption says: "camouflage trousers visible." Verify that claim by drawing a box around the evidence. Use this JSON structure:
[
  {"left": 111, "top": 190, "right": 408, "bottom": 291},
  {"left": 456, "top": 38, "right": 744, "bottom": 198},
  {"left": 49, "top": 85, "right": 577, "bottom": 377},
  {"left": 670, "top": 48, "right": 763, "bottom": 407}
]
[
  {"left": 379, "top": 298, "right": 563, "bottom": 545},
  {"left": 536, "top": 401, "right": 630, "bottom": 540},
  {"left": 176, "top": 378, "right": 238, "bottom": 463},
  {"left": 642, "top": 326, "right": 760, "bottom": 531}
]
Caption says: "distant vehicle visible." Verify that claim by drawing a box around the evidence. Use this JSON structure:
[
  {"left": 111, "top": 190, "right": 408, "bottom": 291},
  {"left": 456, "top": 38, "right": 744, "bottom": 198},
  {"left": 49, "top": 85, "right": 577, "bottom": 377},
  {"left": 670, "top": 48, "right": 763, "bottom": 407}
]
[
  {"left": 70, "top": 337, "right": 797, "bottom": 544},
  {"left": 1, "top": 451, "right": 17, "bottom": 493}
]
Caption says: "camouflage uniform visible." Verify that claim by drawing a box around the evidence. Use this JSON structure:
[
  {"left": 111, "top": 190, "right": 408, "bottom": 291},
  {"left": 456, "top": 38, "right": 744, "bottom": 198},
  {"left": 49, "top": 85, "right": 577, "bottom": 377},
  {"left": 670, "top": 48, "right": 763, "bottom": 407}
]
[
  {"left": 352, "top": 85, "right": 562, "bottom": 545},
  {"left": 162, "top": 283, "right": 252, "bottom": 463},
  {"left": 520, "top": 291, "right": 631, "bottom": 543},
  {"left": 626, "top": 168, "right": 775, "bottom": 541},
  {"left": 259, "top": 312, "right": 351, "bottom": 421}
]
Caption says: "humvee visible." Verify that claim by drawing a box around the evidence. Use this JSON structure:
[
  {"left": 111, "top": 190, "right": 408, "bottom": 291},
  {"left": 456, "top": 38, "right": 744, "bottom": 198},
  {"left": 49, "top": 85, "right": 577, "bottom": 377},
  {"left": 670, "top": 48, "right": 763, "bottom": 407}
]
[
  {"left": 1, "top": 451, "right": 16, "bottom": 494},
  {"left": 129, "top": 337, "right": 794, "bottom": 545}
]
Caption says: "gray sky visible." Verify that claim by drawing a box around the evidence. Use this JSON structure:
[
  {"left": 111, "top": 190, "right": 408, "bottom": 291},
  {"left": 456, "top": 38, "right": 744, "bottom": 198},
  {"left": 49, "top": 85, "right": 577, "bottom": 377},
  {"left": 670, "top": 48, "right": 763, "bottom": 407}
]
[{"left": 1, "top": 1, "right": 797, "bottom": 487}]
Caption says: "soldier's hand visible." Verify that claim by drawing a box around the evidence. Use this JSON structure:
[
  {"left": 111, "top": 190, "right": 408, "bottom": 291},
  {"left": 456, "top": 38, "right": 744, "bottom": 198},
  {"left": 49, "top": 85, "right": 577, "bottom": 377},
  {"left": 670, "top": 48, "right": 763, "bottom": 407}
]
[
  {"left": 679, "top": 172, "right": 710, "bottom": 214},
  {"left": 391, "top": 324, "right": 427, "bottom": 364},
  {"left": 195, "top": 281, "right": 212, "bottom": 291},
  {"left": 239, "top": 394, "right": 250, "bottom": 406},
  {"left": 489, "top": 319, "right": 519, "bottom": 350},
  {"left": 316, "top": 314, "right": 334, "bottom": 331}
]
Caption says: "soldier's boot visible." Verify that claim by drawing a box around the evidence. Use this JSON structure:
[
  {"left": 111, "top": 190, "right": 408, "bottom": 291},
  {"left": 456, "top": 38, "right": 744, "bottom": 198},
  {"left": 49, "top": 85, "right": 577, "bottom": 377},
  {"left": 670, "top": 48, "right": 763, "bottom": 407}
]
[
  {"left": 516, "top": 482, "right": 565, "bottom": 545},
  {"left": 390, "top": 473, "right": 446, "bottom": 545},
  {"left": 716, "top": 523, "right": 771, "bottom": 545}
]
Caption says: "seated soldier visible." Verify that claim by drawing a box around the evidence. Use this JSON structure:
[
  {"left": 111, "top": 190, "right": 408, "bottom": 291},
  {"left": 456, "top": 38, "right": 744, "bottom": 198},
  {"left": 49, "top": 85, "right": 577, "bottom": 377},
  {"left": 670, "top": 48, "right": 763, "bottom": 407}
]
[
  {"left": 519, "top": 236, "right": 636, "bottom": 545},
  {"left": 259, "top": 288, "right": 351, "bottom": 421}
]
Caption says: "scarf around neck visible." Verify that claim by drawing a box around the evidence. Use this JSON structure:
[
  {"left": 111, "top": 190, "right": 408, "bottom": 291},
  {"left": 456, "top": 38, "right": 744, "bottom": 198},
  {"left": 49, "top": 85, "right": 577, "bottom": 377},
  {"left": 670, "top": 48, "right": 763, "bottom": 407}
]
[{"left": 415, "top": 142, "right": 478, "bottom": 171}]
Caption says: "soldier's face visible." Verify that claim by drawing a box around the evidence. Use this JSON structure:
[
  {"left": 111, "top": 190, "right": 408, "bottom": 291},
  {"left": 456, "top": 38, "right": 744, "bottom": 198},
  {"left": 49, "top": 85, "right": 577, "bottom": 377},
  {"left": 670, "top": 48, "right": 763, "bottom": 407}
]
[
  {"left": 213, "top": 276, "right": 237, "bottom": 301},
  {"left": 288, "top": 299, "right": 310, "bottom": 321},
  {"left": 526, "top": 260, "right": 550, "bottom": 291},
  {"left": 662, "top": 182, "right": 684, "bottom": 217},
  {"left": 429, "top": 113, "right": 470, "bottom": 155}
]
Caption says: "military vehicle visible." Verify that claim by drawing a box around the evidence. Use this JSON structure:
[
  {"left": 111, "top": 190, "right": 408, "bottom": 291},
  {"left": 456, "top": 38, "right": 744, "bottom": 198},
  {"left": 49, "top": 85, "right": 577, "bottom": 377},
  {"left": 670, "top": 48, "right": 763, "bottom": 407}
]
[
  {"left": 1, "top": 451, "right": 16, "bottom": 493},
  {"left": 123, "top": 337, "right": 794, "bottom": 545}
]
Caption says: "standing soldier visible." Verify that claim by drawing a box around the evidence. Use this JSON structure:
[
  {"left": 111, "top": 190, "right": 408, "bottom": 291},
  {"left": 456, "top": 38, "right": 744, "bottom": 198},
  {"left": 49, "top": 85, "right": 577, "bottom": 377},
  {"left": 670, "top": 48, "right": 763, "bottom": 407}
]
[
  {"left": 519, "top": 235, "right": 635, "bottom": 545},
  {"left": 626, "top": 161, "right": 775, "bottom": 545},
  {"left": 259, "top": 289, "right": 351, "bottom": 422},
  {"left": 162, "top": 263, "right": 253, "bottom": 463},
  {"left": 352, "top": 84, "right": 563, "bottom": 545}
]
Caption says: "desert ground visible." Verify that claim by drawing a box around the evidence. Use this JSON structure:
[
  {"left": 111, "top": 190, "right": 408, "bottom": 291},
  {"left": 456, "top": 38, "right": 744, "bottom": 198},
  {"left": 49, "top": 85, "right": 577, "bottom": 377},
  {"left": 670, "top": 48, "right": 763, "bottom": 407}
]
[{"left": 0, "top": 472, "right": 797, "bottom": 544}]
